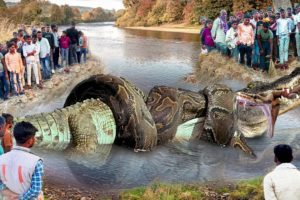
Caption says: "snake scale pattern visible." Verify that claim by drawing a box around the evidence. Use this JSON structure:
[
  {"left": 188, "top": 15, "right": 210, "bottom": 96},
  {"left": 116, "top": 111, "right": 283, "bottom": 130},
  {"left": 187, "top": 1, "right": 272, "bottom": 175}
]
[{"left": 16, "top": 67, "right": 300, "bottom": 156}]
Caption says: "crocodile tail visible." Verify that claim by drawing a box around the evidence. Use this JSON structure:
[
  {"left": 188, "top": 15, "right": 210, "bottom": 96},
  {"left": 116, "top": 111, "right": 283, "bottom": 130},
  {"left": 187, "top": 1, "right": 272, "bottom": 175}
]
[{"left": 230, "top": 131, "right": 256, "bottom": 158}]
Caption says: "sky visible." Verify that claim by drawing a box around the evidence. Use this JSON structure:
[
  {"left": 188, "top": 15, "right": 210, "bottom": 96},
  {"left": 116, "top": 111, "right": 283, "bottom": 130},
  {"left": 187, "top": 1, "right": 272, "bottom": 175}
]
[{"left": 5, "top": 0, "right": 124, "bottom": 10}]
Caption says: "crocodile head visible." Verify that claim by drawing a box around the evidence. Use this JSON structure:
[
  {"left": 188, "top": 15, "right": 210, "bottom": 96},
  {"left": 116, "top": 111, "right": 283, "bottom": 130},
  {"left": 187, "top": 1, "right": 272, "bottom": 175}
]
[{"left": 235, "top": 67, "right": 300, "bottom": 138}]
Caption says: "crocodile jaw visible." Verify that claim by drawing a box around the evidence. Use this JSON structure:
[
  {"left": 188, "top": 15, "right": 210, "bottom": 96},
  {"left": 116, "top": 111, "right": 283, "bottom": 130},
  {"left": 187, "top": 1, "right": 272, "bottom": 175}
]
[{"left": 235, "top": 95, "right": 279, "bottom": 138}]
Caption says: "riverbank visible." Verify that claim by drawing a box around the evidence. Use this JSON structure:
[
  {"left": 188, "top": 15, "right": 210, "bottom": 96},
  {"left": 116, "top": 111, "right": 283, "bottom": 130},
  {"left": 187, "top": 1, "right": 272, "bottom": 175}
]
[
  {"left": 43, "top": 178, "right": 263, "bottom": 199},
  {"left": 44, "top": 183, "right": 119, "bottom": 200},
  {"left": 0, "top": 58, "right": 105, "bottom": 116},
  {"left": 120, "top": 178, "right": 264, "bottom": 200},
  {"left": 184, "top": 52, "right": 298, "bottom": 85},
  {"left": 125, "top": 23, "right": 200, "bottom": 34}
]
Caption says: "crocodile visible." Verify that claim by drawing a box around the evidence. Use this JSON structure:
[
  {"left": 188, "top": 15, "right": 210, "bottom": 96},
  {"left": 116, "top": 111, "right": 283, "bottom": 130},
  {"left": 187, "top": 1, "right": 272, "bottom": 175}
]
[
  {"left": 15, "top": 68, "right": 300, "bottom": 157},
  {"left": 235, "top": 67, "right": 300, "bottom": 139}
]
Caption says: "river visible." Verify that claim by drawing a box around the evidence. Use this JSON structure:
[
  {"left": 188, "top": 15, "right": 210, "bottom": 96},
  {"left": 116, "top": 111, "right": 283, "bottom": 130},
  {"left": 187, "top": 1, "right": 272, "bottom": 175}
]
[{"left": 34, "top": 22, "right": 300, "bottom": 191}]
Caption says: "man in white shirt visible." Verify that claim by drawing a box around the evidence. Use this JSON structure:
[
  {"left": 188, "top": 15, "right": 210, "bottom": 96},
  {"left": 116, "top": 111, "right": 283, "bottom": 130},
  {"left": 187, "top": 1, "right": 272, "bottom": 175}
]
[
  {"left": 22, "top": 35, "right": 41, "bottom": 89},
  {"left": 37, "top": 31, "right": 51, "bottom": 80},
  {"left": 263, "top": 144, "right": 300, "bottom": 200},
  {"left": 32, "top": 35, "right": 42, "bottom": 83},
  {"left": 211, "top": 9, "right": 228, "bottom": 55},
  {"left": 225, "top": 20, "right": 239, "bottom": 61}
]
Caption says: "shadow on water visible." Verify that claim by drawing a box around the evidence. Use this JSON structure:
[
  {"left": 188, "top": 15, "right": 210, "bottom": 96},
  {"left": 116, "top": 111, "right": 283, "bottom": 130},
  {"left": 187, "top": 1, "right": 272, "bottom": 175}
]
[{"left": 34, "top": 22, "right": 300, "bottom": 190}]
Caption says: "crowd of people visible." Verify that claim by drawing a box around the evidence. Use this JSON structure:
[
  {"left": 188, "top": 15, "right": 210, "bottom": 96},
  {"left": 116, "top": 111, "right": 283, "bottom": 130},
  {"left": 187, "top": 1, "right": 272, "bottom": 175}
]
[
  {"left": 200, "top": 6, "right": 300, "bottom": 72},
  {"left": 0, "top": 22, "right": 88, "bottom": 101}
]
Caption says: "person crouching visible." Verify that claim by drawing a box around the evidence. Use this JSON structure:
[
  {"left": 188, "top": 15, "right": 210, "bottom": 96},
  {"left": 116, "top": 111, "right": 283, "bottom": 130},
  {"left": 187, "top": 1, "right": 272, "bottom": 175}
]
[{"left": 0, "top": 122, "right": 44, "bottom": 200}]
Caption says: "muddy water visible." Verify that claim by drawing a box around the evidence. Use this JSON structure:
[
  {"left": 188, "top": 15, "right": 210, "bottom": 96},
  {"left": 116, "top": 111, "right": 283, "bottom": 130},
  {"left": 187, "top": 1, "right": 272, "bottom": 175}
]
[{"left": 32, "top": 22, "right": 300, "bottom": 190}]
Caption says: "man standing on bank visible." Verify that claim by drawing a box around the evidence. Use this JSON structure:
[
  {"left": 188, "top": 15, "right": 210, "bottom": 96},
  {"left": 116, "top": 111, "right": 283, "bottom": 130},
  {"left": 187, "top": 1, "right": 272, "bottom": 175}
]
[
  {"left": 264, "top": 144, "right": 300, "bottom": 200},
  {"left": 66, "top": 22, "right": 79, "bottom": 66}
]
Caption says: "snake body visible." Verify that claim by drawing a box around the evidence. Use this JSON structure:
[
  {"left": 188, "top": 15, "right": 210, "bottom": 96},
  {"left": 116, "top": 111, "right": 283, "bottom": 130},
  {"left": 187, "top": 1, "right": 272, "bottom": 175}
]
[
  {"left": 146, "top": 86, "right": 206, "bottom": 144},
  {"left": 17, "top": 67, "right": 300, "bottom": 156}
]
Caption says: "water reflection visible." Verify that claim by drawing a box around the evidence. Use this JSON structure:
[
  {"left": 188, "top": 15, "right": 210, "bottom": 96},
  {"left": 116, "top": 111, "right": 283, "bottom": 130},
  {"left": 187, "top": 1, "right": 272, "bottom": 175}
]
[{"left": 123, "top": 29, "right": 200, "bottom": 42}]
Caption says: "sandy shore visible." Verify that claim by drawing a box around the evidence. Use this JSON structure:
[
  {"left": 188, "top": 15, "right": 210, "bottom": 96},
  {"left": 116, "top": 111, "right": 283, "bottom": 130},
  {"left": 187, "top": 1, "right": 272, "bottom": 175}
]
[{"left": 125, "top": 24, "right": 200, "bottom": 34}]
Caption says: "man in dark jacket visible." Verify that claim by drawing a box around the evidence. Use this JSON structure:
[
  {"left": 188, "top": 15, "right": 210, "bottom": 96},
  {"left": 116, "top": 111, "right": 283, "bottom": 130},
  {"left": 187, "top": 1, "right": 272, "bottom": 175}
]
[
  {"left": 43, "top": 25, "right": 55, "bottom": 73},
  {"left": 66, "top": 22, "right": 79, "bottom": 66},
  {"left": 51, "top": 25, "right": 60, "bottom": 69}
]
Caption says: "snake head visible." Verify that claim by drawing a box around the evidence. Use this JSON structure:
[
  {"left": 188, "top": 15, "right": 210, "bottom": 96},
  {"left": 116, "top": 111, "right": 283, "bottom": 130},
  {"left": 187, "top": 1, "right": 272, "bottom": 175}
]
[{"left": 206, "top": 107, "right": 234, "bottom": 146}]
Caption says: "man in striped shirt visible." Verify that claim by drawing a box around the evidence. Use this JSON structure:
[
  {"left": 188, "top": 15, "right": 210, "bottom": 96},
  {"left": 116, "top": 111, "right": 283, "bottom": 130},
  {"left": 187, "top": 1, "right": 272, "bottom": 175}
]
[{"left": 0, "top": 122, "right": 44, "bottom": 200}]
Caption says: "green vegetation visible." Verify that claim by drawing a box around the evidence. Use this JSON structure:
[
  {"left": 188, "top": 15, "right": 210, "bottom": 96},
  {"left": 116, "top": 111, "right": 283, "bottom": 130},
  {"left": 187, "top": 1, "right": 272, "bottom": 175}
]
[
  {"left": 0, "top": 0, "right": 116, "bottom": 25},
  {"left": 120, "top": 178, "right": 264, "bottom": 200},
  {"left": 116, "top": 0, "right": 300, "bottom": 27}
]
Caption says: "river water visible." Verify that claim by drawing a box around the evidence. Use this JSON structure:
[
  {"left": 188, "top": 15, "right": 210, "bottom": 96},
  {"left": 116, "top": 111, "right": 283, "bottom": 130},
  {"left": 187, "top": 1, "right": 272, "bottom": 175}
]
[{"left": 33, "top": 22, "right": 300, "bottom": 191}]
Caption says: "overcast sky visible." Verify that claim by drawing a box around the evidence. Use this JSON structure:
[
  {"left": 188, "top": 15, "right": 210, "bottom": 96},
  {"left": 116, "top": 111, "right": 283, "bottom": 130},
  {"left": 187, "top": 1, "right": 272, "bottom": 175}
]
[{"left": 5, "top": 0, "right": 124, "bottom": 10}]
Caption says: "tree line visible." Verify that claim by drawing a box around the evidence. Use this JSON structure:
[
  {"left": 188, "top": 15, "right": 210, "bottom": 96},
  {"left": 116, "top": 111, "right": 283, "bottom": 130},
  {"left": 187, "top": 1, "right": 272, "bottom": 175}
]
[
  {"left": 0, "top": 0, "right": 116, "bottom": 25},
  {"left": 116, "top": 0, "right": 300, "bottom": 27}
]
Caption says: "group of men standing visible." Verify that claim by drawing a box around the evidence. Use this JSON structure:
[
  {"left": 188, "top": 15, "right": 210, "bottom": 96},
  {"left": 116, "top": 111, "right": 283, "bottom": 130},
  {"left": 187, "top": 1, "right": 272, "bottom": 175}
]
[
  {"left": 201, "top": 6, "right": 300, "bottom": 72},
  {"left": 0, "top": 22, "right": 88, "bottom": 100}
]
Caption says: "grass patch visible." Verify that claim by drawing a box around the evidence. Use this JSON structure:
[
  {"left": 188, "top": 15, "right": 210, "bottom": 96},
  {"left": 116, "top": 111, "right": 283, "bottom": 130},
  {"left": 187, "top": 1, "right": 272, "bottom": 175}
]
[
  {"left": 120, "top": 182, "right": 205, "bottom": 200},
  {"left": 120, "top": 178, "right": 264, "bottom": 200},
  {"left": 230, "top": 178, "right": 264, "bottom": 200}
]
